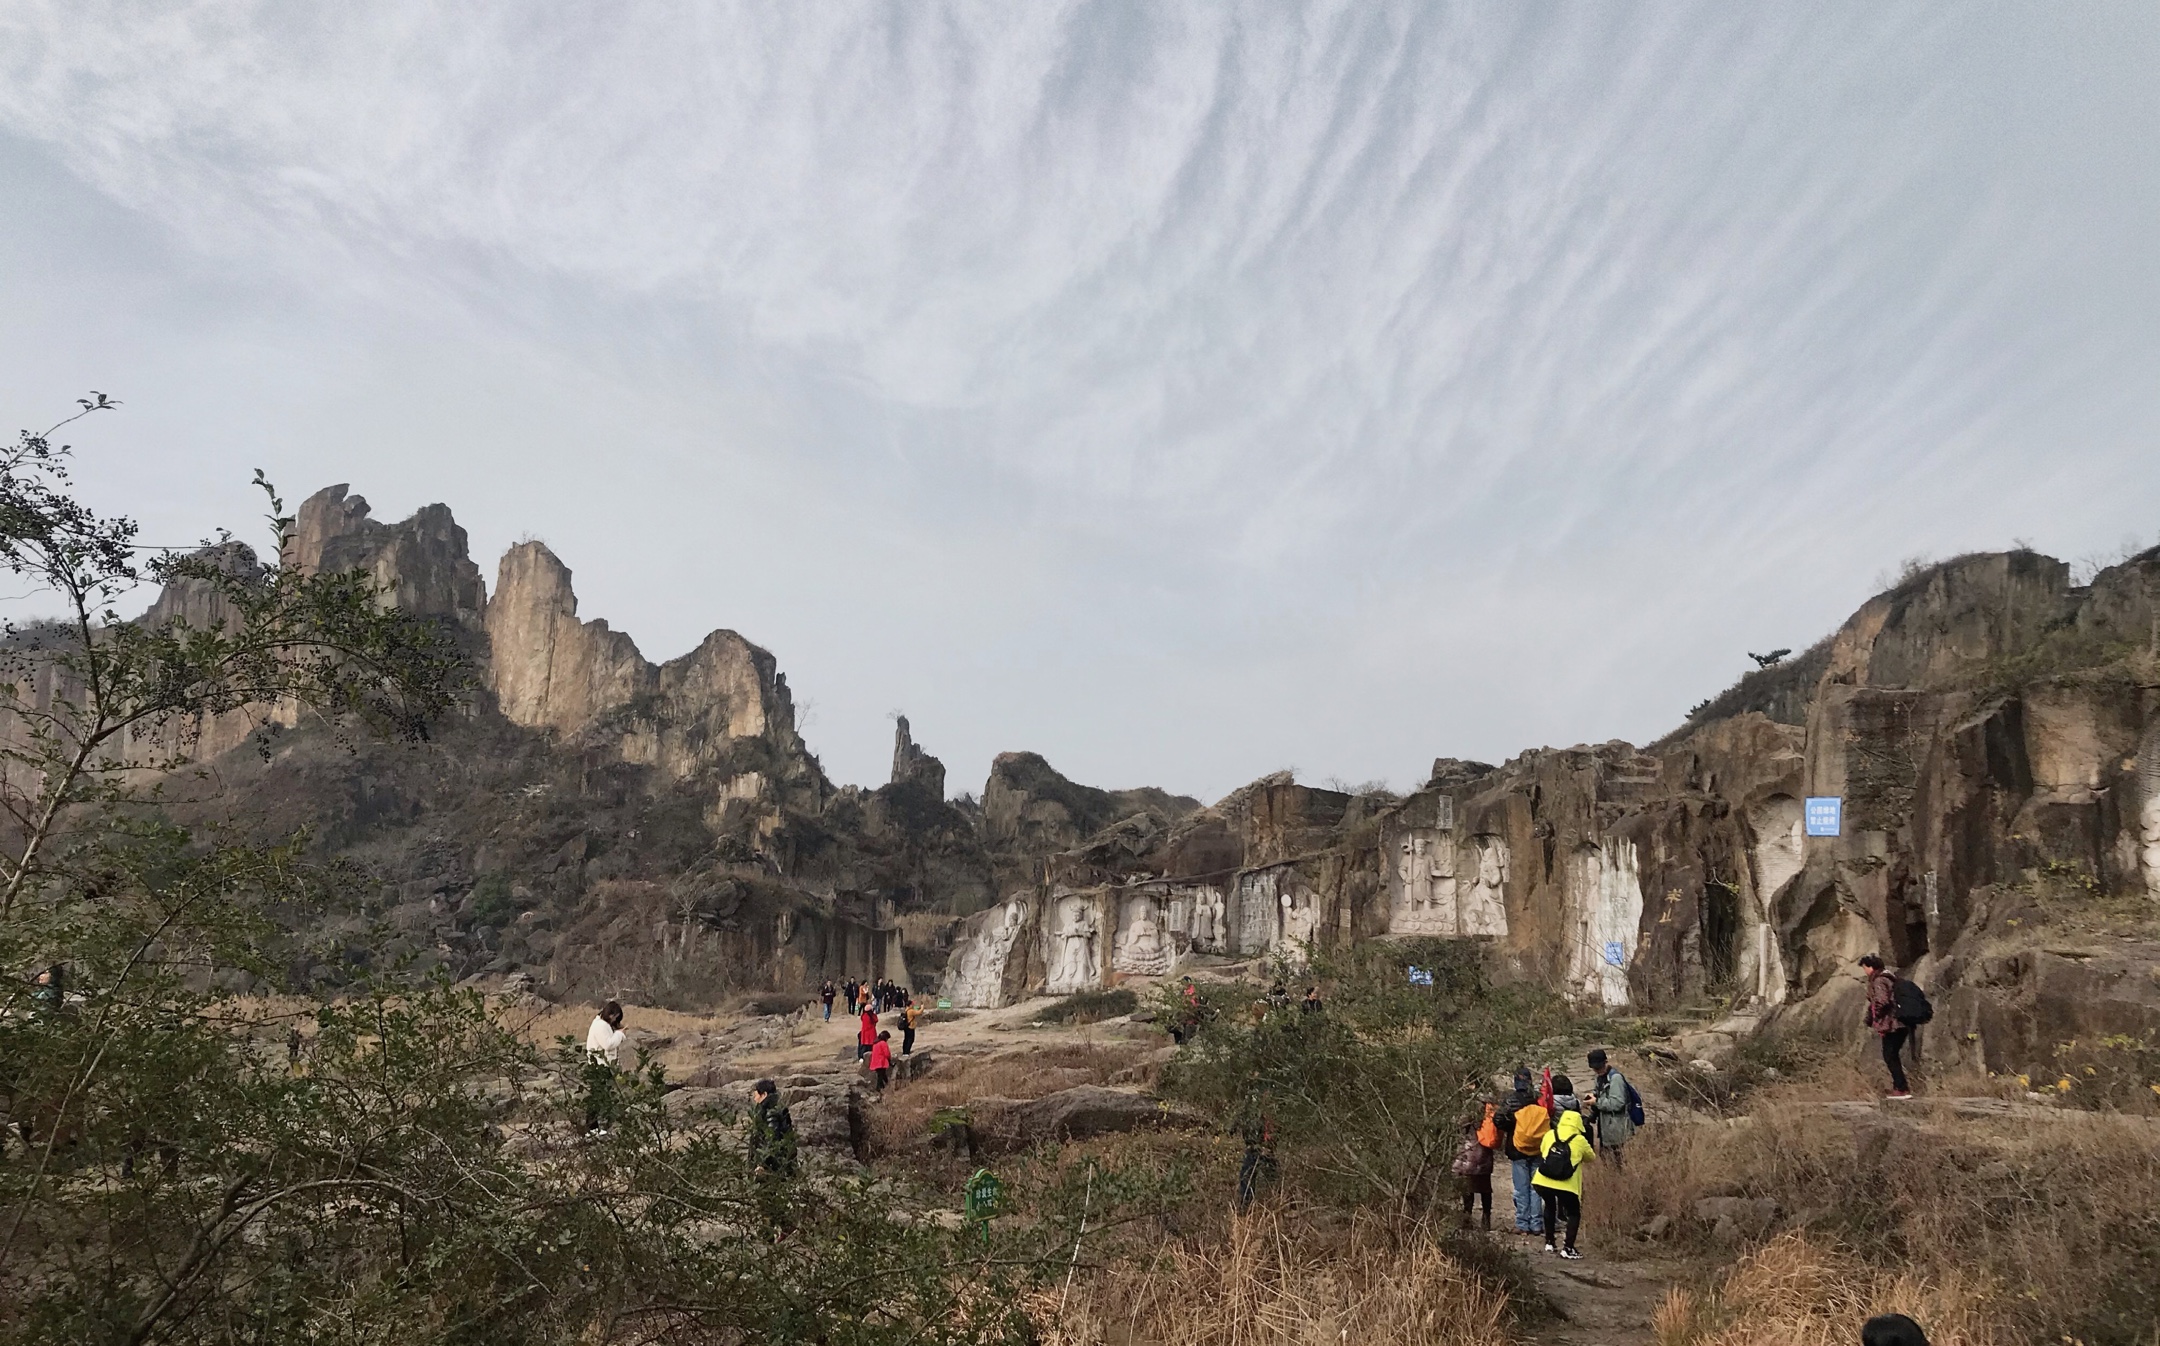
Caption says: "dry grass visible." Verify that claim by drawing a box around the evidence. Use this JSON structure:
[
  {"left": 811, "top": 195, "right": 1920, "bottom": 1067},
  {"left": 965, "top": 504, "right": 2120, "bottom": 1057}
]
[
  {"left": 1042, "top": 1209, "right": 1513, "bottom": 1346},
  {"left": 1591, "top": 1087, "right": 2160, "bottom": 1345},
  {"left": 1653, "top": 1234, "right": 2008, "bottom": 1346}
]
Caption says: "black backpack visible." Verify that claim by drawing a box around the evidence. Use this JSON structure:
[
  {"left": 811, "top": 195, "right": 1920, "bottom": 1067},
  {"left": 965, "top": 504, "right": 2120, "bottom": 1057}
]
[
  {"left": 1892, "top": 978, "right": 1933, "bottom": 1026},
  {"left": 1537, "top": 1134, "right": 1579, "bottom": 1182}
]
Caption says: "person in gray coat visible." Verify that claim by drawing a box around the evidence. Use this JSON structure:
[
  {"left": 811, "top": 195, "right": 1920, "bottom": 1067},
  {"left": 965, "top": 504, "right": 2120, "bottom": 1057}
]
[{"left": 1587, "top": 1048, "right": 1636, "bottom": 1168}]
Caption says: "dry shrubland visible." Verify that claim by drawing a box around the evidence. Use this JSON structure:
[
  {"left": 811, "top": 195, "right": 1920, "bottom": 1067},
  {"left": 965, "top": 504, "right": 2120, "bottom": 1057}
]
[
  {"left": 1595, "top": 1087, "right": 2160, "bottom": 1345},
  {"left": 1650, "top": 1235, "right": 2009, "bottom": 1346},
  {"left": 1044, "top": 1209, "right": 1513, "bottom": 1346}
]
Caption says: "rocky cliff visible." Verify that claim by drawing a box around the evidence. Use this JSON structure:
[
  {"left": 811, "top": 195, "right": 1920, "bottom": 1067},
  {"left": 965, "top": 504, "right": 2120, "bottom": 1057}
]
[
  {"left": 939, "top": 545, "right": 2160, "bottom": 1091},
  {"left": 62, "top": 483, "right": 2160, "bottom": 1087}
]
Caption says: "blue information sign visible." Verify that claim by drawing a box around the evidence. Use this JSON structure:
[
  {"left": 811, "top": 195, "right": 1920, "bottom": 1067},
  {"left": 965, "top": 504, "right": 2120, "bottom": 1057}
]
[
  {"left": 1804, "top": 797, "right": 1842, "bottom": 837},
  {"left": 1407, "top": 966, "right": 1434, "bottom": 986},
  {"left": 1603, "top": 940, "right": 1626, "bottom": 968}
]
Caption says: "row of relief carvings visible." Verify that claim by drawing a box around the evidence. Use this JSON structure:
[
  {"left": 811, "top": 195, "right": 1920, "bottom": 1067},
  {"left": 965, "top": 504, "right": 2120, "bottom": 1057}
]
[{"left": 1385, "top": 831, "right": 1510, "bottom": 938}]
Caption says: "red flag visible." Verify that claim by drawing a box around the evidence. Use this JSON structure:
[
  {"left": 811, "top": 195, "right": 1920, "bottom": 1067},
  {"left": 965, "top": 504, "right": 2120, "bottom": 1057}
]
[{"left": 1538, "top": 1067, "right": 1555, "bottom": 1114}]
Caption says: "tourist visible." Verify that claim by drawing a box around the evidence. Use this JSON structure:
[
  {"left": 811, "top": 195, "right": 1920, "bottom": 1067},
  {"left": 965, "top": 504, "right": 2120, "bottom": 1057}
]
[
  {"left": 868, "top": 1030, "right": 893, "bottom": 1091},
  {"left": 583, "top": 999, "right": 626, "bottom": 1134},
  {"left": 820, "top": 979, "right": 835, "bottom": 1021},
  {"left": 902, "top": 998, "right": 922, "bottom": 1056},
  {"left": 748, "top": 1078, "right": 797, "bottom": 1175},
  {"left": 1497, "top": 1066, "right": 1548, "bottom": 1236},
  {"left": 1860, "top": 954, "right": 1914, "bottom": 1099},
  {"left": 857, "top": 1004, "right": 878, "bottom": 1060},
  {"left": 1860, "top": 1314, "right": 1930, "bottom": 1346},
  {"left": 1301, "top": 985, "right": 1322, "bottom": 1015},
  {"left": 1587, "top": 1048, "right": 1637, "bottom": 1167},
  {"left": 1451, "top": 1103, "right": 1497, "bottom": 1231},
  {"left": 1531, "top": 1077, "right": 1594, "bottom": 1259}
]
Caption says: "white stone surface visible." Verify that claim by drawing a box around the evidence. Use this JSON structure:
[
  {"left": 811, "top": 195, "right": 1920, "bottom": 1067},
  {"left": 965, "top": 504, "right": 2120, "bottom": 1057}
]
[
  {"left": 943, "top": 899, "right": 1028, "bottom": 1008},
  {"left": 2140, "top": 727, "right": 2160, "bottom": 901},
  {"left": 1565, "top": 838, "right": 1643, "bottom": 1007}
]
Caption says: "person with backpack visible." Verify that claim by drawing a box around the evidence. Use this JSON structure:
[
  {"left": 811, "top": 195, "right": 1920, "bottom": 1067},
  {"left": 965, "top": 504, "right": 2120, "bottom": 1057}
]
[
  {"left": 820, "top": 979, "right": 835, "bottom": 1021},
  {"left": 1530, "top": 1074, "right": 1595, "bottom": 1259},
  {"left": 748, "top": 1078, "right": 797, "bottom": 1175},
  {"left": 1496, "top": 1066, "right": 1549, "bottom": 1236},
  {"left": 1451, "top": 1102, "right": 1499, "bottom": 1231},
  {"left": 1587, "top": 1048, "right": 1639, "bottom": 1167},
  {"left": 1859, "top": 954, "right": 1929, "bottom": 1099}
]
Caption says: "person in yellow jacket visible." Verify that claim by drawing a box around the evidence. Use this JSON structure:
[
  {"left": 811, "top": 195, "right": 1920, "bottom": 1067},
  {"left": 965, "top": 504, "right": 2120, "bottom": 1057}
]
[{"left": 1530, "top": 1092, "right": 1595, "bottom": 1260}]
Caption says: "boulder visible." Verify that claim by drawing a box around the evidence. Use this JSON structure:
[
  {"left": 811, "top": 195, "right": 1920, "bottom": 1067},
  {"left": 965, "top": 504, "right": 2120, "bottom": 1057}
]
[
  {"left": 968, "top": 1085, "right": 1201, "bottom": 1153},
  {"left": 1695, "top": 1196, "right": 1780, "bottom": 1243}
]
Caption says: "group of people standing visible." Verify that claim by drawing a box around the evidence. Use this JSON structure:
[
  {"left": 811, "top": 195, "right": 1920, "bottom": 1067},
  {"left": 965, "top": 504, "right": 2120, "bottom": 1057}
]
[
  {"left": 1452, "top": 1049, "right": 1638, "bottom": 1260},
  {"left": 822, "top": 977, "right": 907, "bottom": 1021},
  {"left": 826, "top": 978, "right": 923, "bottom": 1092}
]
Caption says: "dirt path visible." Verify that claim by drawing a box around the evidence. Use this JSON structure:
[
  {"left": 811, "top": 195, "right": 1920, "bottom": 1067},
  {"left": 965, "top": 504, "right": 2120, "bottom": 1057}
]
[{"left": 1513, "top": 1239, "right": 1678, "bottom": 1346}]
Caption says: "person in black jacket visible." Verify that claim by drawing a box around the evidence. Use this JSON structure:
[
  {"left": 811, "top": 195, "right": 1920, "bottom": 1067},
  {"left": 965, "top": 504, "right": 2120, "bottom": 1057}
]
[{"left": 748, "top": 1079, "right": 797, "bottom": 1176}]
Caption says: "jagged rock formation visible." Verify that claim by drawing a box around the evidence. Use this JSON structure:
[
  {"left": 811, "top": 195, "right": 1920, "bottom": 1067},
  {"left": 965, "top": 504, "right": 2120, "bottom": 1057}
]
[
  {"left": 890, "top": 716, "right": 945, "bottom": 798},
  {"left": 39, "top": 478, "right": 2157, "bottom": 1089},
  {"left": 289, "top": 484, "right": 486, "bottom": 628},
  {"left": 483, "top": 538, "right": 827, "bottom": 838}
]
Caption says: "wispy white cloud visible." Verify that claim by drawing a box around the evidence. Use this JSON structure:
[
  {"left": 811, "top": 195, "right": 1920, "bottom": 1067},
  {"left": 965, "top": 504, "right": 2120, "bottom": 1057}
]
[{"left": 0, "top": 3, "right": 2155, "bottom": 797}]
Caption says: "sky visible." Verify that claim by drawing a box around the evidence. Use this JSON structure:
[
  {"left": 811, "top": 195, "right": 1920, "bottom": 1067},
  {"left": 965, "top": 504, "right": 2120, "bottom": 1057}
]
[{"left": 2, "top": 4, "right": 2157, "bottom": 802}]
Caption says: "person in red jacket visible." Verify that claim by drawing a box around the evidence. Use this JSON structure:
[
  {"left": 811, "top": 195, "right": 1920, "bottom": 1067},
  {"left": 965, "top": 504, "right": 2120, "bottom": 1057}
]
[
  {"left": 858, "top": 1007, "right": 877, "bottom": 1061},
  {"left": 868, "top": 1031, "right": 894, "bottom": 1091}
]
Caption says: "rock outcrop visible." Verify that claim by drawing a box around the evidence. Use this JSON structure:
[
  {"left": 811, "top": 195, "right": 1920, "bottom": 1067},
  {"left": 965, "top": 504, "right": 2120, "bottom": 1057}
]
[
  {"left": 288, "top": 485, "right": 486, "bottom": 628},
  {"left": 939, "top": 546, "right": 2160, "bottom": 1091},
  {"left": 74, "top": 479, "right": 2160, "bottom": 1092}
]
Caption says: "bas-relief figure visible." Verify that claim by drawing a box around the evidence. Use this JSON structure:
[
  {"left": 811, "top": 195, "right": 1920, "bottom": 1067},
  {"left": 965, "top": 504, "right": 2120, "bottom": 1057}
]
[
  {"left": 1276, "top": 886, "right": 1322, "bottom": 961},
  {"left": 2143, "top": 791, "right": 2160, "bottom": 903},
  {"left": 1459, "top": 835, "right": 1509, "bottom": 937},
  {"left": 1113, "top": 893, "right": 1174, "bottom": 976},
  {"left": 2142, "top": 730, "right": 2160, "bottom": 902},
  {"left": 1045, "top": 895, "right": 1101, "bottom": 994},
  {"left": 1389, "top": 829, "right": 1458, "bottom": 935},
  {"left": 1189, "top": 887, "right": 1228, "bottom": 951},
  {"left": 944, "top": 900, "right": 1028, "bottom": 1009}
]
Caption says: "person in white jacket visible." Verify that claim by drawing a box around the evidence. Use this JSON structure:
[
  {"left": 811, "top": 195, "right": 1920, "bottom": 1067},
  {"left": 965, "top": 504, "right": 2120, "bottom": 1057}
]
[{"left": 583, "top": 1000, "right": 626, "bottom": 1133}]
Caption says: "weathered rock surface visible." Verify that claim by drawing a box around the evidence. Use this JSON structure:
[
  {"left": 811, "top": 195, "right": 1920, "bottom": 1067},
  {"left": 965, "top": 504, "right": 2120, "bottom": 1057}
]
[
  {"left": 967, "top": 1085, "right": 1201, "bottom": 1154},
  {"left": 40, "top": 476, "right": 2156, "bottom": 1095}
]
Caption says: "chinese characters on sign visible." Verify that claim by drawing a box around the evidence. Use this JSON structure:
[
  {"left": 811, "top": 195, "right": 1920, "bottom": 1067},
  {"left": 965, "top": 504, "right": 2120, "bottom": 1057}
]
[
  {"left": 1407, "top": 966, "right": 1434, "bottom": 986},
  {"left": 1804, "top": 797, "right": 1842, "bottom": 837}
]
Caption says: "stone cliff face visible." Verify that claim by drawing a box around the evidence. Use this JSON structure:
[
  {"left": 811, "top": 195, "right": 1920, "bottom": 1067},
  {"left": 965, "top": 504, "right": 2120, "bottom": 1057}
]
[
  {"left": 940, "top": 547, "right": 2160, "bottom": 1089},
  {"left": 94, "top": 485, "right": 1184, "bottom": 1005},
  {"left": 81, "top": 481, "right": 2160, "bottom": 1084}
]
